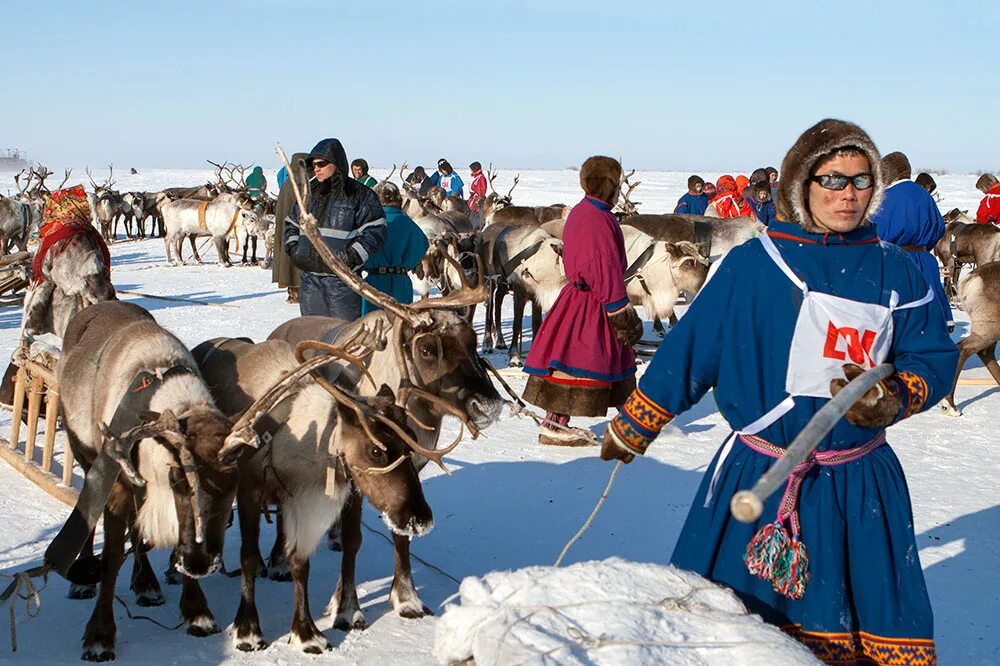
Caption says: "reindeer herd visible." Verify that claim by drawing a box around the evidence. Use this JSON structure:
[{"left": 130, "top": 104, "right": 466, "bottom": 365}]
[{"left": 6, "top": 161, "right": 1000, "bottom": 660}]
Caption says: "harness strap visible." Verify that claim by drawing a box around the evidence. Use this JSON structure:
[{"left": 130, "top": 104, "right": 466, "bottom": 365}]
[
  {"left": 371, "top": 266, "right": 409, "bottom": 275},
  {"left": 624, "top": 242, "right": 656, "bottom": 282},
  {"left": 740, "top": 431, "right": 886, "bottom": 536},
  {"left": 692, "top": 220, "right": 713, "bottom": 258},
  {"left": 43, "top": 366, "right": 194, "bottom": 583},
  {"left": 759, "top": 233, "right": 807, "bottom": 293},
  {"left": 227, "top": 207, "right": 241, "bottom": 253},
  {"left": 501, "top": 238, "right": 546, "bottom": 277},
  {"left": 197, "top": 201, "right": 209, "bottom": 231}
]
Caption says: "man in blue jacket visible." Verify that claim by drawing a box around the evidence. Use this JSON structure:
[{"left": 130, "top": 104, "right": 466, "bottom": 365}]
[
  {"left": 285, "top": 138, "right": 387, "bottom": 320},
  {"left": 870, "top": 151, "right": 952, "bottom": 330},
  {"left": 362, "top": 182, "right": 429, "bottom": 314}
]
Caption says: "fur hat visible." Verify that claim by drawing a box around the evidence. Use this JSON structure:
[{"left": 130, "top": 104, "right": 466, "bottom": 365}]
[
  {"left": 749, "top": 167, "right": 769, "bottom": 185},
  {"left": 777, "top": 118, "right": 883, "bottom": 232},
  {"left": 976, "top": 173, "right": 998, "bottom": 191},
  {"left": 579, "top": 156, "right": 622, "bottom": 204},
  {"left": 881, "top": 151, "right": 912, "bottom": 183}
]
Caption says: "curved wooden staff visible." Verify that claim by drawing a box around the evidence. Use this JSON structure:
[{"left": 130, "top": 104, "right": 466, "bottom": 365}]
[{"left": 730, "top": 363, "right": 895, "bottom": 523}]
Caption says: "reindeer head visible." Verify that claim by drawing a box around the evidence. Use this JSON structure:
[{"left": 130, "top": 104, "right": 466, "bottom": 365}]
[
  {"left": 103, "top": 405, "right": 239, "bottom": 578},
  {"left": 664, "top": 241, "right": 710, "bottom": 296},
  {"left": 335, "top": 385, "right": 432, "bottom": 537}
]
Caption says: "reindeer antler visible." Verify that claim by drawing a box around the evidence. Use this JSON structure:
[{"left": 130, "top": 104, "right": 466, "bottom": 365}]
[
  {"left": 398, "top": 162, "right": 409, "bottom": 185},
  {"left": 386, "top": 164, "right": 398, "bottom": 182},
  {"left": 486, "top": 163, "right": 499, "bottom": 194},
  {"left": 505, "top": 174, "right": 520, "bottom": 200},
  {"left": 54, "top": 168, "right": 73, "bottom": 192}
]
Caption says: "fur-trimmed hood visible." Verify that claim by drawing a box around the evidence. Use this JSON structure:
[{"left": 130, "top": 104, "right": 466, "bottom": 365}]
[
  {"left": 881, "top": 151, "right": 911, "bottom": 184},
  {"left": 777, "top": 119, "right": 883, "bottom": 232},
  {"left": 579, "top": 156, "right": 622, "bottom": 205}
]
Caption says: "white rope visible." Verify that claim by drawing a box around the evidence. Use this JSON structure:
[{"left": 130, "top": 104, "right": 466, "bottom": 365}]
[{"left": 554, "top": 461, "right": 623, "bottom": 566}]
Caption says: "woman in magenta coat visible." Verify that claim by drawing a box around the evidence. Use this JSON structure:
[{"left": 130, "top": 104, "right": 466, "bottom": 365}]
[{"left": 522, "top": 156, "right": 644, "bottom": 446}]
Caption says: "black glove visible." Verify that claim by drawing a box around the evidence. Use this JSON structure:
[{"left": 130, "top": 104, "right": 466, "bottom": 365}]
[
  {"left": 608, "top": 305, "right": 643, "bottom": 347},
  {"left": 830, "top": 363, "right": 903, "bottom": 428},
  {"left": 288, "top": 239, "right": 327, "bottom": 273},
  {"left": 335, "top": 246, "right": 363, "bottom": 271}
]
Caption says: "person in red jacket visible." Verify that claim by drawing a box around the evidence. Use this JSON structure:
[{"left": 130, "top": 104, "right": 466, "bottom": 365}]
[
  {"left": 468, "top": 161, "right": 488, "bottom": 214},
  {"left": 976, "top": 173, "right": 1000, "bottom": 224},
  {"left": 706, "top": 174, "right": 753, "bottom": 218}
]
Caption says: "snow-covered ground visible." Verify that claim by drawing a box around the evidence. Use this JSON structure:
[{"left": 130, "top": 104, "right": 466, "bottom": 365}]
[{"left": 0, "top": 170, "right": 996, "bottom": 664}]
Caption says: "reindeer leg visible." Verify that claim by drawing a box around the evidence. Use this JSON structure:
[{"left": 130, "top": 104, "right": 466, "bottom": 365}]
[
  {"left": 289, "top": 554, "right": 329, "bottom": 652},
  {"left": 327, "top": 521, "right": 343, "bottom": 551},
  {"left": 241, "top": 235, "right": 250, "bottom": 265},
  {"left": 234, "top": 484, "right": 268, "bottom": 651},
  {"left": 390, "top": 533, "right": 432, "bottom": 618},
  {"left": 130, "top": 533, "right": 164, "bottom": 607},
  {"left": 942, "top": 334, "right": 987, "bottom": 416},
  {"left": 180, "top": 576, "right": 219, "bottom": 636},
  {"left": 976, "top": 343, "right": 1000, "bottom": 385},
  {"left": 267, "top": 510, "right": 292, "bottom": 581},
  {"left": 493, "top": 283, "right": 508, "bottom": 351},
  {"left": 507, "top": 287, "right": 526, "bottom": 368},
  {"left": 481, "top": 282, "right": 496, "bottom": 353},
  {"left": 214, "top": 236, "right": 231, "bottom": 267},
  {"left": 81, "top": 502, "right": 127, "bottom": 661},
  {"left": 653, "top": 317, "right": 666, "bottom": 338},
  {"left": 189, "top": 235, "right": 203, "bottom": 264},
  {"left": 67, "top": 530, "right": 97, "bottom": 600},
  {"left": 251, "top": 235, "right": 259, "bottom": 265},
  {"left": 331, "top": 490, "right": 366, "bottom": 631}
]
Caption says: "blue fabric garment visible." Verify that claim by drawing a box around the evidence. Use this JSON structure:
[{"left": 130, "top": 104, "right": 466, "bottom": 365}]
[
  {"left": 674, "top": 193, "right": 709, "bottom": 215},
  {"left": 629, "top": 221, "right": 957, "bottom": 644},
  {"left": 276, "top": 166, "right": 288, "bottom": 189},
  {"left": 745, "top": 193, "right": 777, "bottom": 226},
  {"left": 361, "top": 206, "right": 429, "bottom": 315},
  {"left": 870, "top": 179, "right": 953, "bottom": 324},
  {"left": 440, "top": 172, "right": 464, "bottom": 197},
  {"left": 430, "top": 171, "right": 441, "bottom": 187},
  {"left": 298, "top": 272, "right": 361, "bottom": 320}
]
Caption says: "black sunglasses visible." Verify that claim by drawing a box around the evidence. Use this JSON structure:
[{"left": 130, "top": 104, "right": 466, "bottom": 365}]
[
  {"left": 810, "top": 173, "right": 874, "bottom": 191},
  {"left": 311, "top": 159, "right": 330, "bottom": 169}
]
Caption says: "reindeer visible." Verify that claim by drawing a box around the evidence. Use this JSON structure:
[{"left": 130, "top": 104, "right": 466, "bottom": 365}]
[
  {"left": 933, "top": 215, "right": 1000, "bottom": 301},
  {"left": 479, "top": 222, "right": 566, "bottom": 365},
  {"left": 161, "top": 194, "right": 260, "bottom": 266},
  {"left": 621, "top": 226, "right": 709, "bottom": 327},
  {"left": 261, "top": 148, "right": 504, "bottom": 619},
  {"left": 22, "top": 183, "right": 115, "bottom": 341},
  {"left": 120, "top": 192, "right": 147, "bottom": 239},
  {"left": 941, "top": 261, "right": 1000, "bottom": 416},
  {"left": 481, "top": 167, "right": 529, "bottom": 227},
  {"left": 0, "top": 168, "right": 57, "bottom": 255},
  {"left": 56, "top": 300, "right": 242, "bottom": 661},
  {"left": 86, "top": 165, "right": 126, "bottom": 242},
  {"left": 194, "top": 332, "right": 435, "bottom": 652}
]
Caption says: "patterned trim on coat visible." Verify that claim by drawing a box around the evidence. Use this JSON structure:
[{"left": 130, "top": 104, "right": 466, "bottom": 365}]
[
  {"left": 784, "top": 625, "right": 936, "bottom": 666},
  {"left": 609, "top": 414, "right": 653, "bottom": 455},
  {"left": 622, "top": 388, "right": 674, "bottom": 436},
  {"left": 896, "top": 371, "right": 929, "bottom": 420}
]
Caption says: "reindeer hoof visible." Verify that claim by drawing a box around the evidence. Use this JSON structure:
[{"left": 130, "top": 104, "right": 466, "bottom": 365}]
[
  {"left": 135, "top": 591, "right": 165, "bottom": 607},
  {"left": 81, "top": 643, "right": 115, "bottom": 662},
  {"left": 185, "top": 615, "right": 220, "bottom": 637},
  {"left": 68, "top": 583, "right": 97, "bottom": 600},
  {"left": 940, "top": 404, "right": 963, "bottom": 417},
  {"left": 235, "top": 632, "right": 268, "bottom": 652},
  {"left": 333, "top": 613, "right": 367, "bottom": 632},
  {"left": 398, "top": 604, "right": 433, "bottom": 619},
  {"left": 291, "top": 632, "right": 330, "bottom": 654}
]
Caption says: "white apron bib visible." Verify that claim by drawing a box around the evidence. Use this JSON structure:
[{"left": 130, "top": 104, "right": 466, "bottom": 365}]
[{"left": 704, "top": 233, "right": 933, "bottom": 505}]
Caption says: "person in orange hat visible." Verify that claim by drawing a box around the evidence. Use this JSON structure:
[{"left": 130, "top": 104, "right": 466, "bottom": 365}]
[
  {"left": 706, "top": 175, "right": 752, "bottom": 218},
  {"left": 735, "top": 174, "right": 750, "bottom": 196}
]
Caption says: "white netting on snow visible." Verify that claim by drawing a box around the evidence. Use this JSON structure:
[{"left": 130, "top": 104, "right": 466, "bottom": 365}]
[{"left": 434, "top": 558, "right": 820, "bottom": 665}]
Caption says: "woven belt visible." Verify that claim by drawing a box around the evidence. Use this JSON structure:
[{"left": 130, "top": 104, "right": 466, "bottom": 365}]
[
  {"left": 740, "top": 432, "right": 886, "bottom": 536},
  {"left": 371, "top": 267, "right": 408, "bottom": 275},
  {"left": 739, "top": 431, "right": 886, "bottom": 599}
]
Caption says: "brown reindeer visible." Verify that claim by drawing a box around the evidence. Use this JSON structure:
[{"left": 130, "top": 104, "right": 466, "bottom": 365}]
[
  {"left": 933, "top": 215, "right": 1000, "bottom": 301},
  {"left": 56, "top": 301, "right": 241, "bottom": 661},
  {"left": 256, "top": 145, "right": 503, "bottom": 620},
  {"left": 194, "top": 333, "right": 435, "bottom": 652},
  {"left": 941, "top": 261, "right": 1000, "bottom": 416}
]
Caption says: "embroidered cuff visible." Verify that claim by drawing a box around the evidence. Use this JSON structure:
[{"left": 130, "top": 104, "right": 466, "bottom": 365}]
[
  {"left": 608, "top": 389, "right": 676, "bottom": 455},
  {"left": 894, "top": 371, "right": 929, "bottom": 420},
  {"left": 604, "top": 296, "right": 630, "bottom": 314}
]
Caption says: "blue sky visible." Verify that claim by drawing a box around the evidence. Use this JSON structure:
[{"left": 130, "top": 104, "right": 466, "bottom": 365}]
[{"left": 3, "top": 0, "right": 997, "bottom": 173}]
